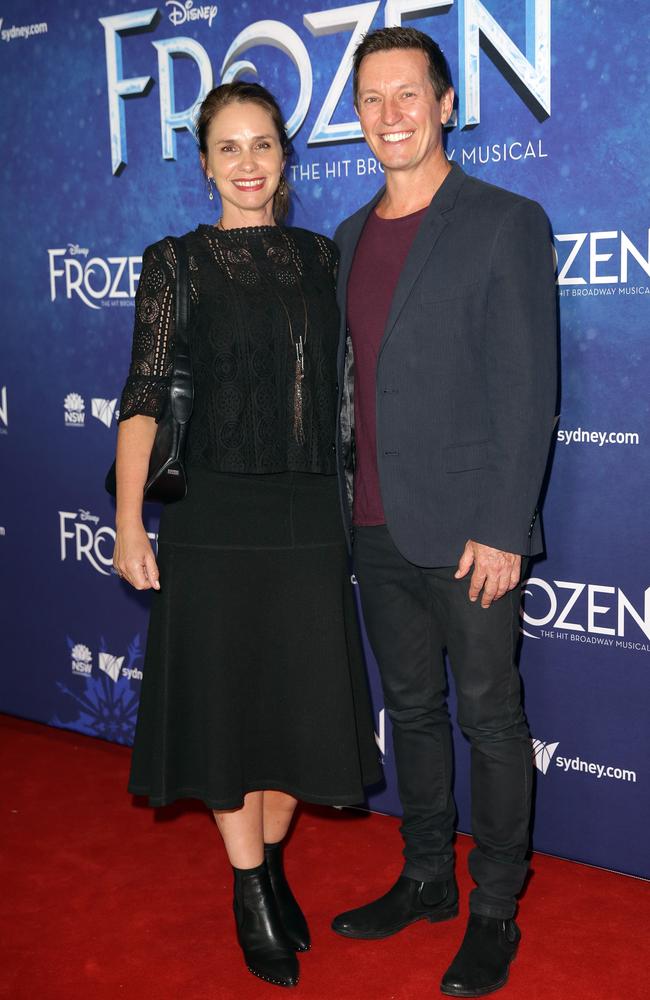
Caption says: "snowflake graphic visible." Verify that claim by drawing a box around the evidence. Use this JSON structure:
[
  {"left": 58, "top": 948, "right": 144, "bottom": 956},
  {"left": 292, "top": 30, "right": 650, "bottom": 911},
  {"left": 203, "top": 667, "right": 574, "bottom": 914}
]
[{"left": 53, "top": 634, "right": 144, "bottom": 745}]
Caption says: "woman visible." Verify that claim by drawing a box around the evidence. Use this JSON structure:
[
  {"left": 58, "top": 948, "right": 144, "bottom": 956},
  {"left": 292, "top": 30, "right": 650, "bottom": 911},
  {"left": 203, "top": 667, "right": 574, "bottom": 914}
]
[{"left": 112, "top": 82, "right": 381, "bottom": 989}]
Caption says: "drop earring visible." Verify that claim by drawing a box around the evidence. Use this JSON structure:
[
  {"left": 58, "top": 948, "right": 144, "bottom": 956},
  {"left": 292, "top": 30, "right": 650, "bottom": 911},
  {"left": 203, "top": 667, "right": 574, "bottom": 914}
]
[{"left": 208, "top": 177, "right": 216, "bottom": 201}]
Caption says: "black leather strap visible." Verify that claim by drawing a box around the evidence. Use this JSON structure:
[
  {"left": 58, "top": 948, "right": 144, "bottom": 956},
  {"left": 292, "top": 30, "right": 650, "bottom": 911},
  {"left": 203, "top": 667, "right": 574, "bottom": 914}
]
[
  {"left": 173, "top": 236, "right": 190, "bottom": 337},
  {"left": 168, "top": 236, "right": 193, "bottom": 426}
]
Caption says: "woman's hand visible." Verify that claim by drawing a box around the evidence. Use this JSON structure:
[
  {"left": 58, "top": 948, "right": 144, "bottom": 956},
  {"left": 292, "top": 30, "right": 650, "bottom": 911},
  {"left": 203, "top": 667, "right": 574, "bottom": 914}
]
[
  {"left": 113, "top": 520, "right": 160, "bottom": 591},
  {"left": 112, "top": 414, "right": 160, "bottom": 589}
]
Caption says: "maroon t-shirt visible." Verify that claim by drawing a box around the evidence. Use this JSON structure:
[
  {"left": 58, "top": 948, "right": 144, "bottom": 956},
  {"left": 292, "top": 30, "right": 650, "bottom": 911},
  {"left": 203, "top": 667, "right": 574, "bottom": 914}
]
[{"left": 347, "top": 207, "right": 426, "bottom": 526}]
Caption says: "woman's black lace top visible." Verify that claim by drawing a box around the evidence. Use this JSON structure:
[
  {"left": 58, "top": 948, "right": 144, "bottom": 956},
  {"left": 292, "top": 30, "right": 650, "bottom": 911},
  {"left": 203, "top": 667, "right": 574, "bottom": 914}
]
[{"left": 119, "top": 224, "right": 340, "bottom": 474}]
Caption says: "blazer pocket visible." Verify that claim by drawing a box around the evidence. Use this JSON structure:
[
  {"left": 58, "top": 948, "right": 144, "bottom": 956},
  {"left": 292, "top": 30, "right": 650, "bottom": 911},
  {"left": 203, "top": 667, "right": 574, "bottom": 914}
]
[{"left": 444, "top": 440, "right": 489, "bottom": 473}]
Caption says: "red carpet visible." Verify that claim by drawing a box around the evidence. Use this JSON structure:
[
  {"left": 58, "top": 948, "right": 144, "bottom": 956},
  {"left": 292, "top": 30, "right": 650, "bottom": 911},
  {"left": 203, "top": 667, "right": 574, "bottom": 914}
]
[{"left": 1, "top": 714, "right": 647, "bottom": 1000}]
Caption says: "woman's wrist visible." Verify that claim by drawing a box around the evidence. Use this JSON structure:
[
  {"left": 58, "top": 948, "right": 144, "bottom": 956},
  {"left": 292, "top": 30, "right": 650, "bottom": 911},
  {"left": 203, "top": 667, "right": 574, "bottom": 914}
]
[{"left": 115, "top": 508, "right": 145, "bottom": 531}]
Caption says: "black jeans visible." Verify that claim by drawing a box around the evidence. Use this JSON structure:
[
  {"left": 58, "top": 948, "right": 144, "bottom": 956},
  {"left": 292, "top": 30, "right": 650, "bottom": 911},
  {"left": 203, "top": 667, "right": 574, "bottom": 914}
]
[{"left": 354, "top": 525, "right": 532, "bottom": 920}]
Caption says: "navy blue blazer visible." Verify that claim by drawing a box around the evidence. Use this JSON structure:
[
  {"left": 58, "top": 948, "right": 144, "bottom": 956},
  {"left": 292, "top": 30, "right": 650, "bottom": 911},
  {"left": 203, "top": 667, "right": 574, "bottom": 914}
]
[{"left": 334, "top": 161, "right": 558, "bottom": 566}]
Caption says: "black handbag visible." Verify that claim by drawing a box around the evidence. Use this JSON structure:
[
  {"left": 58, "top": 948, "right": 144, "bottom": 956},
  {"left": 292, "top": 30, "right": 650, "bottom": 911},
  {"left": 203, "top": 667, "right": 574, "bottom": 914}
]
[{"left": 105, "top": 236, "right": 193, "bottom": 504}]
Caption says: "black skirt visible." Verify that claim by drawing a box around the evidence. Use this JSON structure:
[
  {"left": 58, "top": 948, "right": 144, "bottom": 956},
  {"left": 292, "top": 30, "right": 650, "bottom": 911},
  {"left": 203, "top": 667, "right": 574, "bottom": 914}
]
[{"left": 128, "top": 468, "right": 382, "bottom": 809}]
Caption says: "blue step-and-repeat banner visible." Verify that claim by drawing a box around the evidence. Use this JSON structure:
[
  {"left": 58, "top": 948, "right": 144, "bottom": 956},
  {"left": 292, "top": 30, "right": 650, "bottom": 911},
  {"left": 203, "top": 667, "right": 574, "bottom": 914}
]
[{"left": 1, "top": 1, "right": 648, "bottom": 878}]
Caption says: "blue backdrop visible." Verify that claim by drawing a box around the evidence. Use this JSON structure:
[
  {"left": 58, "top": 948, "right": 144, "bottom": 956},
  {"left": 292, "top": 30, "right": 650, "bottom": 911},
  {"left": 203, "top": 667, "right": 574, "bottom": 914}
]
[{"left": 1, "top": 0, "right": 648, "bottom": 879}]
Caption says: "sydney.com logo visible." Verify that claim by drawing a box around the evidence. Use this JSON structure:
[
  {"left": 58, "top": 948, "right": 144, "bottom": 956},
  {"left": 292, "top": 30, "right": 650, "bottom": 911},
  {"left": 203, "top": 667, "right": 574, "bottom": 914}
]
[{"left": 532, "top": 740, "right": 636, "bottom": 784}]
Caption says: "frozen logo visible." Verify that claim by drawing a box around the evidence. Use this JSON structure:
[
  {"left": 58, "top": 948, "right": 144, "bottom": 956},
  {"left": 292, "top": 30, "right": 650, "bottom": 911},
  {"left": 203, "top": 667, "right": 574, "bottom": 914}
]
[
  {"left": 59, "top": 510, "right": 157, "bottom": 577},
  {"left": 69, "top": 640, "right": 93, "bottom": 677},
  {"left": 166, "top": 1, "right": 218, "bottom": 28},
  {"left": 555, "top": 229, "right": 650, "bottom": 287},
  {"left": 101, "top": 0, "right": 551, "bottom": 173},
  {"left": 48, "top": 247, "right": 142, "bottom": 310},
  {"left": 59, "top": 509, "right": 115, "bottom": 576},
  {"left": 521, "top": 578, "right": 650, "bottom": 649},
  {"left": 91, "top": 398, "right": 118, "bottom": 429},
  {"left": 64, "top": 393, "right": 85, "bottom": 428}
]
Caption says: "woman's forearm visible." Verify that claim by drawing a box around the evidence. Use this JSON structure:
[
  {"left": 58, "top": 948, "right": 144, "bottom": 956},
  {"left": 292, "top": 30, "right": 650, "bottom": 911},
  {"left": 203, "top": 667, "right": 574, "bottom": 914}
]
[{"left": 115, "top": 415, "right": 158, "bottom": 528}]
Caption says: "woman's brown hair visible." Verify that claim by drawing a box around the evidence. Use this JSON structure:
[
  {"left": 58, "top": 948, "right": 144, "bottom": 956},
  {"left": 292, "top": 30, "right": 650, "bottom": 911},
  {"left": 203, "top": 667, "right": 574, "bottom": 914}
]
[{"left": 195, "top": 82, "right": 292, "bottom": 221}]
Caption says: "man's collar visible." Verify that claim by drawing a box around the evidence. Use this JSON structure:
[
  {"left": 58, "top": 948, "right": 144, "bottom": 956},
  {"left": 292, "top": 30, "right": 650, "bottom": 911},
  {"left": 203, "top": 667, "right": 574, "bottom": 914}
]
[
  {"left": 427, "top": 159, "right": 466, "bottom": 215},
  {"left": 360, "top": 159, "right": 466, "bottom": 222}
]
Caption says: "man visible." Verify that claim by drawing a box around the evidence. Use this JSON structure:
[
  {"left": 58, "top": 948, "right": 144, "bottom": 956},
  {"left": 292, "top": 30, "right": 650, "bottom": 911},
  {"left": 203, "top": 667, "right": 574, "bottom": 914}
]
[{"left": 331, "top": 27, "right": 557, "bottom": 998}]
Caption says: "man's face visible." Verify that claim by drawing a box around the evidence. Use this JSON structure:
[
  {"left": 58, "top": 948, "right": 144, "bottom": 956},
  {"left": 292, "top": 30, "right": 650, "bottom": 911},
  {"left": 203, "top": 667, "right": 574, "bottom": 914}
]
[{"left": 356, "top": 48, "right": 454, "bottom": 174}]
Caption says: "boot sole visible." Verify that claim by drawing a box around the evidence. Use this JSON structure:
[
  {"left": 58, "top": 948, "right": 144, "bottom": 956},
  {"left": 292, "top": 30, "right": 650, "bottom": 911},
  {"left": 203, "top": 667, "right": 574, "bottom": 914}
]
[
  {"left": 439, "top": 945, "right": 518, "bottom": 997},
  {"left": 332, "top": 903, "right": 459, "bottom": 940}
]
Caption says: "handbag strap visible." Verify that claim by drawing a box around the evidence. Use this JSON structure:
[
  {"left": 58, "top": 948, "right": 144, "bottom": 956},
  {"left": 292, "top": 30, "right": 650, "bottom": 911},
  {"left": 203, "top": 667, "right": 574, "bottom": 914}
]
[{"left": 167, "top": 236, "right": 193, "bottom": 426}]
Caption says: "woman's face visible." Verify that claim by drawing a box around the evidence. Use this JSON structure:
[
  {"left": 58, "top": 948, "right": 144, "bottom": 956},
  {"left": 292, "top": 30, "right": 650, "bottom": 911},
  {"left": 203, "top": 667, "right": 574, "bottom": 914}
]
[{"left": 202, "top": 101, "right": 285, "bottom": 225}]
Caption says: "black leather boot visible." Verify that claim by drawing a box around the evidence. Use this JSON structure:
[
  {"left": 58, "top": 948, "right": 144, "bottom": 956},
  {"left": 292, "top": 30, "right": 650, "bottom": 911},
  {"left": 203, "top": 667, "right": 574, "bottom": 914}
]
[
  {"left": 264, "top": 841, "right": 311, "bottom": 952},
  {"left": 440, "top": 913, "right": 521, "bottom": 997},
  {"left": 331, "top": 874, "right": 459, "bottom": 939},
  {"left": 233, "top": 862, "right": 299, "bottom": 987}
]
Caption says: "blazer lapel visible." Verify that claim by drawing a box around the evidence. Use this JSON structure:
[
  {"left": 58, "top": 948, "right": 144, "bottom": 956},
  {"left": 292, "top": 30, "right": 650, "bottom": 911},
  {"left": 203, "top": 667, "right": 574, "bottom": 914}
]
[{"left": 379, "top": 162, "right": 467, "bottom": 358}]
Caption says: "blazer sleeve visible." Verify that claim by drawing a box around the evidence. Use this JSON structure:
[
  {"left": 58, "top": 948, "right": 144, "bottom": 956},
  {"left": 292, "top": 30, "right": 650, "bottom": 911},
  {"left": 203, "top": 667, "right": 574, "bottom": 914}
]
[{"left": 474, "top": 198, "right": 558, "bottom": 554}]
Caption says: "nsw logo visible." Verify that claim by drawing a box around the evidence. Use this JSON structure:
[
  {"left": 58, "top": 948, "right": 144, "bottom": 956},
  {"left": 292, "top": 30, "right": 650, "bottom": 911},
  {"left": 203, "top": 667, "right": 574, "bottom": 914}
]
[
  {"left": 64, "top": 392, "right": 85, "bottom": 427},
  {"left": 92, "top": 398, "right": 118, "bottom": 428},
  {"left": 532, "top": 738, "right": 559, "bottom": 775},
  {"left": 68, "top": 639, "right": 93, "bottom": 677}
]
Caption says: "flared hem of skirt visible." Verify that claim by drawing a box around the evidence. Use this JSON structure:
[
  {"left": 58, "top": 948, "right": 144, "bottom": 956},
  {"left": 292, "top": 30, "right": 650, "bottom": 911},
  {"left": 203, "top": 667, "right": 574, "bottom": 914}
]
[{"left": 127, "top": 775, "right": 382, "bottom": 811}]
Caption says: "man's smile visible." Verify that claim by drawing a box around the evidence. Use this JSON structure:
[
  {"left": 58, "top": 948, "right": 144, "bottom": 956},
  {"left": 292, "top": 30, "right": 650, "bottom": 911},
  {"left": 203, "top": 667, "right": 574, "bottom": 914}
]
[{"left": 380, "top": 130, "right": 415, "bottom": 143}]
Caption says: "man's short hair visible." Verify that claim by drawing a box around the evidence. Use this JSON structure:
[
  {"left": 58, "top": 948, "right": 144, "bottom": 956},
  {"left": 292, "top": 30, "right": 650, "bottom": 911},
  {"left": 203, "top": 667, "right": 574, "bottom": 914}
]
[{"left": 353, "top": 26, "right": 453, "bottom": 107}]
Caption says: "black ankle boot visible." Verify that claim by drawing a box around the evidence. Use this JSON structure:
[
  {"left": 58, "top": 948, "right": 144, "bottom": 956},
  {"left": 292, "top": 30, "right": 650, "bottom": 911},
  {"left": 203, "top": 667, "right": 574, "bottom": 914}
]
[
  {"left": 440, "top": 913, "right": 521, "bottom": 997},
  {"left": 233, "top": 862, "right": 299, "bottom": 987},
  {"left": 264, "top": 841, "right": 311, "bottom": 952},
  {"left": 332, "top": 874, "right": 459, "bottom": 940}
]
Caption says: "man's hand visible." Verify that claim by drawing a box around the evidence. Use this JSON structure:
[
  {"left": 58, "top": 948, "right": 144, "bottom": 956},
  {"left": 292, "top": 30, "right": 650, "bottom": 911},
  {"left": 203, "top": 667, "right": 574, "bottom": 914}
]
[{"left": 454, "top": 540, "right": 521, "bottom": 609}]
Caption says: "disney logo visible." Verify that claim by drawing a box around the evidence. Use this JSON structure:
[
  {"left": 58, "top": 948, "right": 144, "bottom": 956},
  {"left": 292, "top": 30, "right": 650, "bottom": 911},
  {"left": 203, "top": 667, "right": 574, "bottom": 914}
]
[
  {"left": 78, "top": 509, "right": 100, "bottom": 524},
  {"left": 67, "top": 243, "right": 89, "bottom": 257},
  {"left": 166, "top": 1, "right": 218, "bottom": 28}
]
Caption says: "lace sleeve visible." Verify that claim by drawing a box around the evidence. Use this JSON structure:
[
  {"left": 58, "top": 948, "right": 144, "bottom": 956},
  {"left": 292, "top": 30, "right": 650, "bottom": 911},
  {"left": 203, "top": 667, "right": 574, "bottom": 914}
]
[{"left": 118, "top": 240, "right": 176, "bottom": 423}]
